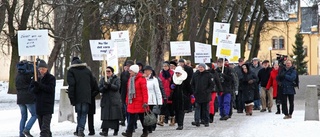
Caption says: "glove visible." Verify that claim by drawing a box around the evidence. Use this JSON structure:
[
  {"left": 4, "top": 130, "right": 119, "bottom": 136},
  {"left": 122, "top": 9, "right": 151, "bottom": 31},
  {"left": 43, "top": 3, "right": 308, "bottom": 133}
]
[
  {"left": 248, "top": 80, "right": 254, "bottom": 84},
  {"left": 170, "top": 84, "right": 176, "bottom": 89},
  {"left": 235, "top": 91, "right": 238, "bottom": 95},
  {"left": 142, "top": 103, "right": 148, "bottom": 108},
  {"left": 34, "top": 81, "right": 40, "bottom": 87}
]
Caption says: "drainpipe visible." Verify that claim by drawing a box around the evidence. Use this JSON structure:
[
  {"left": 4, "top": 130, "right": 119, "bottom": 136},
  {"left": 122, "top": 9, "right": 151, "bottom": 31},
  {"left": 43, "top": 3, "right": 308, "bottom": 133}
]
[{"left": 308, "top": 33, "right": 311, "bottom": 75}]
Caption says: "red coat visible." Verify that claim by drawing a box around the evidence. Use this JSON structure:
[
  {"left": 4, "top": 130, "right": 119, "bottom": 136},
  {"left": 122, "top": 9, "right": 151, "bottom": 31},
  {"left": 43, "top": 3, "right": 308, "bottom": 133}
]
[
  {"left": 266, "top": 68, "right": 279, "bottom": 98},
  {"left": 159, "top": 69, "right": 174, "bottom": 104},
  {"left": 126, "top": 73, "right": 148, "bottom": 113}
]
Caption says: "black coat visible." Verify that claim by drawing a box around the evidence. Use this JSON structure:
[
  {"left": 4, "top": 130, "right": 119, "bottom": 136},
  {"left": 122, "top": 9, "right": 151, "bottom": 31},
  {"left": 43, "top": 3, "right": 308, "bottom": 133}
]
[
  {"left": 16, "top": 73, "right": 35, "bottom": 104},
  {"left": 67, "top": 63, "right": 94, "bottom": 106},
  {"left": 208, "top": 69, "right": 223, "bottom": 92},
  {"left": 170, "top": 81, "right": 190, "bottom": 111},
  {"left": 240, "top": 71, "right": 258, "bottom": 102},
  {"left": 89, "top": 77, "right": 99, "bottom": 114},
  {"left": 183, "top": 65, "right": 194, "bottom": 94},
  {"left": 32, "top": 72, "right": 56, "bottom": 115},
  {"left": 191, "top": 71, "right": 215, "bottom": 103},
  {"left": 99, "top": 75, "right": 123, "bottom": 120},
  {"left": 215, "top": 66, "right": 234, "bottom": 93},
  {"left": 258, "top": 67, "right": 272, "bottom": 87},
  {"left": 120, "top": 70, "right": 130, "bottom": 104}
]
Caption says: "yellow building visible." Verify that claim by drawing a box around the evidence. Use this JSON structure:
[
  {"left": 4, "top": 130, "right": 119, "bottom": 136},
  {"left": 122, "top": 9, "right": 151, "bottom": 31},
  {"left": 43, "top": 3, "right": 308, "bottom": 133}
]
[{"left": 244, "top": 5, "right": 319, "bottom": 75}]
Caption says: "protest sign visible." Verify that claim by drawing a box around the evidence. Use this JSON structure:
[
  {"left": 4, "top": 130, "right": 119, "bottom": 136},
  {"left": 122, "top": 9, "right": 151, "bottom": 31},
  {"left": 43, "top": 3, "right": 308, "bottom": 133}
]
[
  {"left": 216, "top": 33, "right": 236, "bottom": 57},
  {"left": 18, "top": 30, "right": 49, "bottom": 56},
  {"left": 194, "top": 42, "right": 211, "bottom": 63},
  {"left": 107, "top": 46, "right": 119, "bottom": 74},
  {"left": 111, "top": 31, "right": 131, "bottom": 57},
  {"left": 170, "top": 41, "right": 191, "bottom": 56},
  {"left": 90, "top": 40, "right": 114, "bottom": 61},
  {"left": 229, "top": 43, "right": 241, "bottom": 63},
  {"left": 212, "top": 22, "right": 230, "bottom": 45}
]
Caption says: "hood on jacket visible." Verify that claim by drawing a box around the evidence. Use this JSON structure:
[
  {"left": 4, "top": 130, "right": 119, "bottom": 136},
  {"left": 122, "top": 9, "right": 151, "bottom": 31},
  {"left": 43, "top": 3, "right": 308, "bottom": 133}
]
[
  {"left": 67, "top": 63, "right": 88, "bottom": 70},
  {"left": 241, "top": 64, "right": 251, "bottom": 74}
]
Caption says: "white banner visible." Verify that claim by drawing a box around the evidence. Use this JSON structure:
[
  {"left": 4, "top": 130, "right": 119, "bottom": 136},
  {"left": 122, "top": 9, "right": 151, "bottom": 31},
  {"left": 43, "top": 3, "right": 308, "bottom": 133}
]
[
  {"left": 229, "top": 43, "right": 241, "bottom": 63},
  {"left": 216, "top": 33, "right": 237, "bottom": 57},
  {"left": 111, "top": 31, "right": 131, "bottom": 57},
  {"left": 212, "top": 22, "right": 230, "bottom": 45},
  {"left": 18, "top": 30, "right": 50, "bottom": 56},
  {"left": 170, "top": 41, "right": 191, "bottom": 56},
  {"left": 194, "top": 42, "right": 212, "bottom": 63},
  {"left": 90, "top": 40, "right": 114, "bottom": 60},
  {"left": 194, "top": 52, "right": 211, "bottom": 63},
  {"left": 107, "top": 46, "right": 119, "bottom": 74}
]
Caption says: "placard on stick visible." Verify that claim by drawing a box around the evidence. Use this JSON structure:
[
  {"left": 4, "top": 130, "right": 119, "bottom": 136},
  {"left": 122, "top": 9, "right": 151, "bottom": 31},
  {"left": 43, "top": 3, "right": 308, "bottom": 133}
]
[
  {"left": 18, "top": 30, "right": 49, "bottom": 56},
  {"left": 212, "top": 22, "right": 230, "bottom": 45},
  {"left": 170, "top": 41, "right": 191, "bottom": 57},
  {"left": 216, "top": 33, "right": 237, "bottom": 57},
  {"left": 111, "top": 31, "right": 131, "bottom": 57},
  {"left": 90, "top": 40, "right": 114, "bottom": 61},
  {"left": 194, "top": 42, "right": 212, "bottom": 63}
]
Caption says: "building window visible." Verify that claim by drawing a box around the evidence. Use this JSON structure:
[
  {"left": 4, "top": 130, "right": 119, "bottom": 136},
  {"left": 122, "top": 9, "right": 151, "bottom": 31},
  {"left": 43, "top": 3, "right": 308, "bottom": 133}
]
[
  {"left": 248, "top": 37, "right": 253, "bottom": 50},
  {"left": 272, "top": 36, "right": 285, "bottom": 50}
]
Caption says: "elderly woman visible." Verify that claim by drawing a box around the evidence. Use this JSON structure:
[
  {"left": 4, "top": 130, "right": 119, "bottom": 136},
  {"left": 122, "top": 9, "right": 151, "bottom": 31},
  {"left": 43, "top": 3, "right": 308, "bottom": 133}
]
[
  {"left": 266, "top": 61, "right": 281, "bottom": 114},
  {"left": 239, "top": 64, "right": 258, "bottom": 116},
  {"left": 98, "top": 66, "right": 122, "bottom": 136},
  {"left": 122, "top": 65, "right": 149, "bottom": 137},
  {"left": 169, "top": 66, "right": 188, "bottom": 130}
]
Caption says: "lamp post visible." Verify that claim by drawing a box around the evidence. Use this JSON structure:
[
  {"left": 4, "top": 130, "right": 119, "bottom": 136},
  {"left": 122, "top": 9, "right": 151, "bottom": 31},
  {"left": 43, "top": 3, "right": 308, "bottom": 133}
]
[{"left": 268, "top": 47, "right": 273, "bottom": 64}]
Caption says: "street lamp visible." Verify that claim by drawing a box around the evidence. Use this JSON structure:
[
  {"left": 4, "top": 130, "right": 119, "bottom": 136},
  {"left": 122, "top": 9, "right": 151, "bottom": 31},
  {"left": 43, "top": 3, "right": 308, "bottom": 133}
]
[{"left": 268, "top": 47, "right": 273, "bottom": 64}]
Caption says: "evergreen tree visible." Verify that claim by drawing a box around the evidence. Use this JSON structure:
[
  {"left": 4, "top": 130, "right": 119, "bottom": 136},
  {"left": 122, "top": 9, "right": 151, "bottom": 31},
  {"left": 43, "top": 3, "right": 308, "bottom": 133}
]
[{"left": 291, "top": 29, "right": 308, "bottom": 75}]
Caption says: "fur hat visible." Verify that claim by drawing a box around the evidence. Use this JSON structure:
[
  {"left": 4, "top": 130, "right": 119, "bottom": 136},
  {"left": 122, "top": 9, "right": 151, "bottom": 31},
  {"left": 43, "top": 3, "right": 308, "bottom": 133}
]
[
  {"left": 129, "top": 65, "right": 140, "bottom": 73},
  {"left": 169, "top": 61, "right": 177, "bottom": 67}
]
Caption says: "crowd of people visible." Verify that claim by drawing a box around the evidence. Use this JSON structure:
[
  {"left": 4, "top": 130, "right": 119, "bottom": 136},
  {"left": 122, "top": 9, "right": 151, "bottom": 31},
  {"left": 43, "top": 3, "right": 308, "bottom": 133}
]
[{"left": 15, "top": 56, "right": 298, "bottom": 137}]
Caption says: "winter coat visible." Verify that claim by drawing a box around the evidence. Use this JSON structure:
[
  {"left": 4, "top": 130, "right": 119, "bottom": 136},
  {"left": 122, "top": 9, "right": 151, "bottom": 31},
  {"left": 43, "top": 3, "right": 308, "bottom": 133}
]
[
  {"left": 183, "top": 65, "right": 194, "bottom": 95},
  {"left": 89, "top": 77, "right": 99, "bottom": 115},
  {"left": 250, "top": 63, "right": 262, "bottom": 79},
  {"left": 229, "top": 67, "right": 239, "bottom": 91},
  {"left": 191, "top": 70, "right": 215, "bottom": 103},
  {"left": 126, "top": 73, "right": 148, "bottom": 113},
  {"left": 120, "top": 70, "right": 130, "bottom": 104},
  {"left": 234, "top": 65, "right": 243, "bottom": 90},
  {"left": 276, "top": 66, "right": 297, "bottom": 95},
  {"left": 258, "top": 67, "right": 272, "bottom": 87},
  {"left": 99, "top": 75, "right": 123, "bottom": 120},
  {"left": 32, "top": 72, "right": 56, "bottom": 115},
  {"left": 208, "top": 69, "right": 223, "bottom": 92},
  {"left": 215, "top": 66, "right": 234, "bottom": 93},
  {"left": 16, "top": 73, "right": 35, "bottom": 104},
  {"left": 146, "top": 76, "right": 163, "bottom": 105},
  {"left": 239, "top": 64, "right": 258, "bottom": 102},
  {"left": 266, "top": 68, "right": 279, "bottom": 98},
  {"left": 159, "top": 69, "right": 174, "bottom": 104},
  {"left": 67, "top": 63, "right": 94, "bottom": 106},
  {"left": 170, "top": 81, "right": 190, "bottom": 111}
]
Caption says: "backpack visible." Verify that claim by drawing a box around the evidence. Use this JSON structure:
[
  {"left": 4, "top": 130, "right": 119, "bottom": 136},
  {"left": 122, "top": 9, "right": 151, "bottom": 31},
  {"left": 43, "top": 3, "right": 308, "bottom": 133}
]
[{"left": 17, "top": 61, "right": 34, "bottom": 74}]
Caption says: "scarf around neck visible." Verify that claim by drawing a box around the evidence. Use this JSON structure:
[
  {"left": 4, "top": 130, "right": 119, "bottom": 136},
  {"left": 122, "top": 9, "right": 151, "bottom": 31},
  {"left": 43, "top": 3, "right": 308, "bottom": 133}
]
[
  {"left": 162, "top": 69, "right": 171, "bottom": 79},
  {"left": 128, "top": 76, "right": 136, "bottom": 104},
  {"left": 173, "top": 73, "right": 187, "bottom": 85}
]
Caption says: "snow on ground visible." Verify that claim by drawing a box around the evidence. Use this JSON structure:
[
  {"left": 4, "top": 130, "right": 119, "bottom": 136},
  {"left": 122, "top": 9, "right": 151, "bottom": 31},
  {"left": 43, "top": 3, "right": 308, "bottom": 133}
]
[{"left": 1, "top": 81, "right": 320, "bottom": 137}]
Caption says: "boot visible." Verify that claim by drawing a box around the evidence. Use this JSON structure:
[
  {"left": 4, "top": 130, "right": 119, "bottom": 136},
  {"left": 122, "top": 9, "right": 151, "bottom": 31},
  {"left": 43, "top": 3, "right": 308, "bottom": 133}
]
[
  {"left": 122, "top": 131, "right": 132, "bottom": 137},
  {"left": 140, "top": 130, "right": 148, "bottom": 137},
  {"left": 157, "top": 115, "right": 165, "bottom": 126},
  {"left": 99, "top": 128, "right": 108, "bottom": 136},
  {"left": 113, "top": 129, "right": 118, "bottom": 136},
  {"left": 169, "top": 116, "right": 175, "bottom": 126},
  {"left": 248, "top": 105, "right": 253, "bottom": 116},
  {"left": 209, "top": 114, "right": 214, "bottom": 123},
  {"left": 245, "top": 106, "right": 249, "bottom": 116},
  {"left": 275, "top": 105, "right": 281, "bottom": 114}
]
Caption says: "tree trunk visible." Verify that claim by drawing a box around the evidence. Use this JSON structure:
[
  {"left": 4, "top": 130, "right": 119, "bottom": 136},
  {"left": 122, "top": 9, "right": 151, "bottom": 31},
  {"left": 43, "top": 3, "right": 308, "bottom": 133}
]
[
  {"left": 196, "top": 0, "right": 212, "bottom": 43},
  {"left": 0, "top": 3, "right": 5, "bottom": 31},
  {"left": 229, "top": 0, "right": 241, "bottom": 33},
  {"left": 236, "top": 0, "right": 254, "bottom": 58},
  {"left": 81, "top": 1, "right": 100, "bottom": 80}
]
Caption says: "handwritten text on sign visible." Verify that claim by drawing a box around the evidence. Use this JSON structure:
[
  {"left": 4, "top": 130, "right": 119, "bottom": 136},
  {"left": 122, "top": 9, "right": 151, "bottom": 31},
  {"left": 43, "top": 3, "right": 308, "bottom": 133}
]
[
  {"left": 18, "top": 30, "right": 49, "bottom": 56},
  {"left": 90, "top": 40, "right": 114, "bottom": 56}
]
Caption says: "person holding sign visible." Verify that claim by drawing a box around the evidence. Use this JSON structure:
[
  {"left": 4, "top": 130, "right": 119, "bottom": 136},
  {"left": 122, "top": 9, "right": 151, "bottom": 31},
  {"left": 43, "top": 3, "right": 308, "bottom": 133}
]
[
  {"left": 67, "top": 57, "right": 95, "bottom": 137},
  {"left": 31, "top": 60, "right": 56, "bottom": 137}
]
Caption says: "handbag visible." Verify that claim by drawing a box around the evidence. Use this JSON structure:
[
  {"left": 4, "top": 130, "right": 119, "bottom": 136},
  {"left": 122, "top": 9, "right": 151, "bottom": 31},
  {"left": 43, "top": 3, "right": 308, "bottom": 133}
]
[
  {"left": 152, "top": 83, "right": 161, "bottom": 115},
  {"left": 143, "top": 108, "right": 157, "bottom": 126}
]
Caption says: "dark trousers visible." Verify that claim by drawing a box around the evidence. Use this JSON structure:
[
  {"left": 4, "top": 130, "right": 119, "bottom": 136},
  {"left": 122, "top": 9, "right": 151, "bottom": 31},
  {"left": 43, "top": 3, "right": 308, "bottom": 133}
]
[
  {"left": 282, "top": 94, "right": 294, "bottom": 115},
  {"left": 174, "top": 109, "right": 185, "bottom": 126},
  {"left": 127, "top": 113, "right": 148, "bottom": 133},
  {"left": 194, "top": 102, "right": 209, "bottom": 123},
  {"left": 160, "top": 103, "right": 174, "bottom": 116},
  {"left": 236, "top": 90, "right": 245, "bottom": 111},
  {"left": 88, "top": 114, "right": 94, "bottom": 133},
  {"left": 38, "top": 114, "right": 52, "bottom": 137}
]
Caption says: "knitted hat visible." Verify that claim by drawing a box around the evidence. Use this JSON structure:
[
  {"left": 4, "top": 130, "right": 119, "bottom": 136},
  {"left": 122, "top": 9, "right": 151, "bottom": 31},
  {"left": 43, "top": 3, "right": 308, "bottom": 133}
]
[
  {"left": 178, "top": 59, "right": 185, "bottom": 63},
  {"left": 198, "top": 63, "right": 206, "bottom": 69},
  {"left": 129, "top": 65, "right": 139, "bottom": 73},
  {"left": 169, "top": 61, "right": 177, "bottom": 67},
  {"left": 38, "top": 60, "right": 48, "bottom": 68}
]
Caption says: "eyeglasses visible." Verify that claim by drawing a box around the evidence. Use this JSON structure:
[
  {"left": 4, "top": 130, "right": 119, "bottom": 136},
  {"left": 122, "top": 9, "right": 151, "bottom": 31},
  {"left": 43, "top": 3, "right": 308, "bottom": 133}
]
[{"left": 175, "top": 72, "right": 181, "bottom": 75}]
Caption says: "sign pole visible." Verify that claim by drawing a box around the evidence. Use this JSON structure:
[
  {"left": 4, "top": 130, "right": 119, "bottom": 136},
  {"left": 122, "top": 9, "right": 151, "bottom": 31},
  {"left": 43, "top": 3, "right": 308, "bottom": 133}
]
[
  {"left": 33, "top": 56, "right": 38, "bottom": 81},
  {"left": 221, "top": 56, "right": 225, "bottom": 74}
]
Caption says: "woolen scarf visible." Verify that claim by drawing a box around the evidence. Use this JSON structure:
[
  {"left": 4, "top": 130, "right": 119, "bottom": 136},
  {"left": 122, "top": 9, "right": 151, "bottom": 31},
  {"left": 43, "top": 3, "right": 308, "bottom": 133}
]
[
  {"left": 162, "top": 69, "right": 171, "bottom": 79},
  {"left": 128, "top": 76, "right": 136, "bottom": 104}
]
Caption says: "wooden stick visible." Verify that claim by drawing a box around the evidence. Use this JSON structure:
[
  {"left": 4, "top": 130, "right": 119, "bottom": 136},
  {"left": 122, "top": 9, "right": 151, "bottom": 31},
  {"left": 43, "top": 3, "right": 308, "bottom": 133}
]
[{"left": 33, "top": 56, "right": 38, "bottom": 81}]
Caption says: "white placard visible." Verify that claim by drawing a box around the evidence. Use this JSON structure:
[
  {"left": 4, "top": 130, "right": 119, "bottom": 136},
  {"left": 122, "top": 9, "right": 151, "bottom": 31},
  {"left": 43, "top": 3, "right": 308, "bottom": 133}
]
[
  {"left": 229, "top": 43, "right": 241, "bottom": 63},
  {"left": 90, "top": 40, "right": 114, "bottom": 60},
  {"left": 194, "top": 52, "right": 211, "bottom": 63},
  {"left": 194, "top": 42, "right": 212, "bottom": 58},
  {"left": 107, "top": 46, "right": 119, "bottom": 74},
  {"left": 18, "top": 30, "right": 49, "bottom": 56},
  {"left": 170, "top": 41, "right": 191, "bottom": 56},
  {"left": 216, "top": 33, "right": 237, "bottom": 57},
  {"left": 212, "top": 22, "right": 230, "bottom": 45},
  {"left": 111, "top": 31, "right": 131, "bottom": 57}
]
